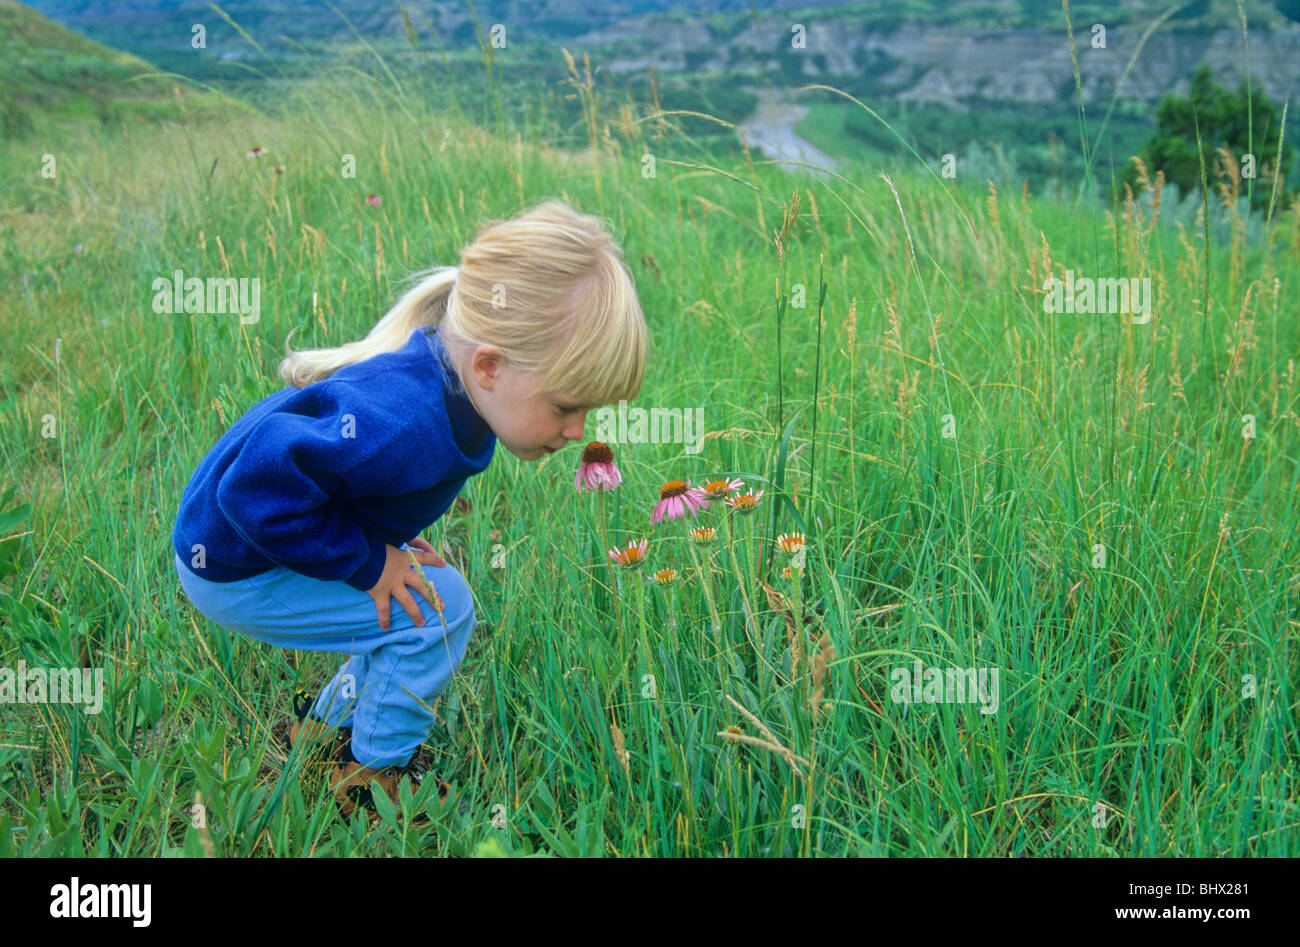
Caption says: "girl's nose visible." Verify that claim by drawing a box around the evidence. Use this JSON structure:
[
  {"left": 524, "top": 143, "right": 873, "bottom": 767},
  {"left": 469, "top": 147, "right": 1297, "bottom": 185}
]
[{"left": 563, "top": 411, "right": 588, "bottom": 440}]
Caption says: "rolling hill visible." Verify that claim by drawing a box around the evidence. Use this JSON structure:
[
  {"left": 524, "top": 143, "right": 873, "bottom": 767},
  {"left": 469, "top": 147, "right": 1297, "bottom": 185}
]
[{"left": 0, "top": 0, "right": 232, "bottom": 138}]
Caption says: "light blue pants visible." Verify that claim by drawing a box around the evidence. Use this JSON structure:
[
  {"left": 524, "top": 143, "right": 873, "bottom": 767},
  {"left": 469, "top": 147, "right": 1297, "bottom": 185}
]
[{"left": 173, "top": 544, "right": 477, "bottom": 769}]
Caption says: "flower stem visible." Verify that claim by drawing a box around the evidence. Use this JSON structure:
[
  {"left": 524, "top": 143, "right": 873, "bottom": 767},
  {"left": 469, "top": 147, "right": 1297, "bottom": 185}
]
[
  {"left": 638, "top": 573, "right": 654, "bottom": 668},
  {"left": 792, "top": 566, "right": 806, "bottom": 705},
  {"left": 748, "top": 512, "right": 760, "bottom": 585},
  {"left": 724, "top": 511, "right": 761, "bottom": 652},
  {"left": 599, "top": 490, "right": 623, "bottom": 652},
  {"left": 685, "top": 534, "right": 720, "bottom": 638},
  {"left": 685, "top": 538, "right": 728, "bottom": 677}
]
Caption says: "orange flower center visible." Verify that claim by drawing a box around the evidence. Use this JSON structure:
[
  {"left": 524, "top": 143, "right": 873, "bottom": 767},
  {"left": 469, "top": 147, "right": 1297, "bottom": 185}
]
[
  {"left": 582, "top": 441, "right": 614, "bottom": 465},
  {"left": 659, "top": 480, "right": 688, "bottom": 499},
  {"left": 777, "top": 534, "right": 806, "bottom": 553}
]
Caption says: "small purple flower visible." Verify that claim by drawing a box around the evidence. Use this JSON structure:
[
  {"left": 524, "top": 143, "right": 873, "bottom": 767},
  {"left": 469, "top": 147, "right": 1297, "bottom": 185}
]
[{"left": 575, "top": 442, "right": 622, "bottom": 492}]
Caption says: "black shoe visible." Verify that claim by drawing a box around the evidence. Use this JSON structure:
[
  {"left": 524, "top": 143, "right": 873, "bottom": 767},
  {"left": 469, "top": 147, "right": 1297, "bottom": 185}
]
[{"left": 272, "top": 689, "right": 353, "bottom": 764}]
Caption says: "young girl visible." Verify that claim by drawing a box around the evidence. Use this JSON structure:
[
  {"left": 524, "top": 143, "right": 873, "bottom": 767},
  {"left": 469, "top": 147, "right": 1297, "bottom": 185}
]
[{"left": 172, "top": 199, "right": 647, "bottom": 819}]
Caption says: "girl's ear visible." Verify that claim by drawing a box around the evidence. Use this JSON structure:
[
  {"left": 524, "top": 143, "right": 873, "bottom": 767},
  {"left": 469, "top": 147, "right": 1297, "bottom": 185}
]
[{"left": 469, "top": 345, "right": 506, "bottom": 387}]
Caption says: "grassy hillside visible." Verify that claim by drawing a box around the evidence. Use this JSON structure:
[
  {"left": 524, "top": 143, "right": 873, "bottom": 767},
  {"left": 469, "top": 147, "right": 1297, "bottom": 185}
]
[
  {"left": 0, "top": 26, "right": 1296, "bottom": 856},
  {"left": 0, "top": 0, "right": 232, "bottom": 139}
]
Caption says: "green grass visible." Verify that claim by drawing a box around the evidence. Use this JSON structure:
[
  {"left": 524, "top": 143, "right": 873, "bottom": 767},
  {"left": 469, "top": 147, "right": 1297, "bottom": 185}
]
[{"left": 0, "top": 26, "right": 1297, "bottom": 856}]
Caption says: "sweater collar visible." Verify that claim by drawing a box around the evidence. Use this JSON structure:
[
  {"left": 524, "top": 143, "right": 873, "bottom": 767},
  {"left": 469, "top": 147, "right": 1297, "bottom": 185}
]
[{"left": 421, "top": 327, "right": 493, "bottom": 458}]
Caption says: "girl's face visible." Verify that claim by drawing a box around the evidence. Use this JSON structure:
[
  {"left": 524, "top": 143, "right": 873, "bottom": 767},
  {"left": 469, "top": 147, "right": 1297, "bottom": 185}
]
[{"left": 455, "top": 345, "right": 592, "bottom": 460}]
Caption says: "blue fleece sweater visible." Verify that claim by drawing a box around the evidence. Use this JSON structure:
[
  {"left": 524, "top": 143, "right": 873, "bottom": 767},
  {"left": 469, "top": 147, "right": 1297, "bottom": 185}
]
[{"left": 172, "top": 326, "right": 496, "bottom": 592}]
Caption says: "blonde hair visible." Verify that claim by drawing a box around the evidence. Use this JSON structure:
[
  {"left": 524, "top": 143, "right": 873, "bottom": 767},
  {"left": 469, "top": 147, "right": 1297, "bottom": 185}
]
[{"left": 278, "top": 198, "right": 648, "bottom": 409}]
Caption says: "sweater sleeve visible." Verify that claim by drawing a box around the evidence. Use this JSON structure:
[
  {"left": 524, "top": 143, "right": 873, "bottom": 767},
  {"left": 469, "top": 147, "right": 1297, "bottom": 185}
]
[{"left": 214, "top": 389, "right": 442, "bottom": 591}]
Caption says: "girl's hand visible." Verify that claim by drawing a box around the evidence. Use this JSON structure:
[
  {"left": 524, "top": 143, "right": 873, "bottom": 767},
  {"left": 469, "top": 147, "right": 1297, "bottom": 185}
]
[
  {"left": 366, "top": 541, "right": 446, "bottom": 631},
  {"left": 407, "top": 536, "right": 447, "bottom": 568}
]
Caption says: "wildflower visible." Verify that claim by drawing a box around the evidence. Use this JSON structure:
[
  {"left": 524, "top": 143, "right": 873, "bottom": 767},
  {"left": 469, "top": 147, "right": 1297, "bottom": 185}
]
[
  {"left": 246, "top": 146, "right": 265, "bottom": 158},
  {"left": 689, "top": 526, "right": 716, "bottom": 545},
  {"left": 700, "top": 478, "right": 743, "bottom": 501},
  {"left": 725, "top": 489, "right": 764, "bottom": 514},
  {"left": 575, "top": 441, "right": 622, "bottom": 491},
  {"left": 652, "top": 568, "right": 678, "bottom": 586},
  {"left": 272, "top": 165, "right": 285, "bottom": 174},
  {"left": 73, "top": 243, "right": 84, "bottom": 254},
  {"left": 650, "top": 480, "right": 708, "bottom": 525},
  {"left": 781, "top": 566, "right": 795, "bottom": 579},
  {"left": 608, "top": 539, "right": 649, "bottom": 569},
  {"left": 365, "top": 194, "right": 381, "bottom": 206},
  {"left": 774, "top": 533, "right": 807, "bottom": 557}
]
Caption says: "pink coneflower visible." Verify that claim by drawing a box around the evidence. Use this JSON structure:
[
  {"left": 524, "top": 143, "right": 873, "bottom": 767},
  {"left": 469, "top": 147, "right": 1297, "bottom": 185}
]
[
  {"left": 246, "top": 146, "right": 265, "bottom": 158},
  {"left": 365, "top": 194, "right": 381, "bottom": 206},
  {"left": 652, "top": 568, "right": 678, "bottom": 586},
  {"left": 608, "top": 539, "right": 648, "bottom": 569},
  {"left": 725, "top": 489, "right": 764, "bottom": 514},
  {"left": 575, "top": 441, "right": 621, "bottom": 491},
  {"left": 272, "top": 165, "right": 285, "bottom": 174},
  {"left": 700, "top": 478, "right": 743, "bottom": 502},
  {"left": 650, "top": 480, "right": 709, "bottom": 525}
]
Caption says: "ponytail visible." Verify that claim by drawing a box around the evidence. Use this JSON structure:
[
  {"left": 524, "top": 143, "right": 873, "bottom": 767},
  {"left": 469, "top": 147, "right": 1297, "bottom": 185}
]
[{"left": 278, "top": 266, "right": 458, "bottom": 388}]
